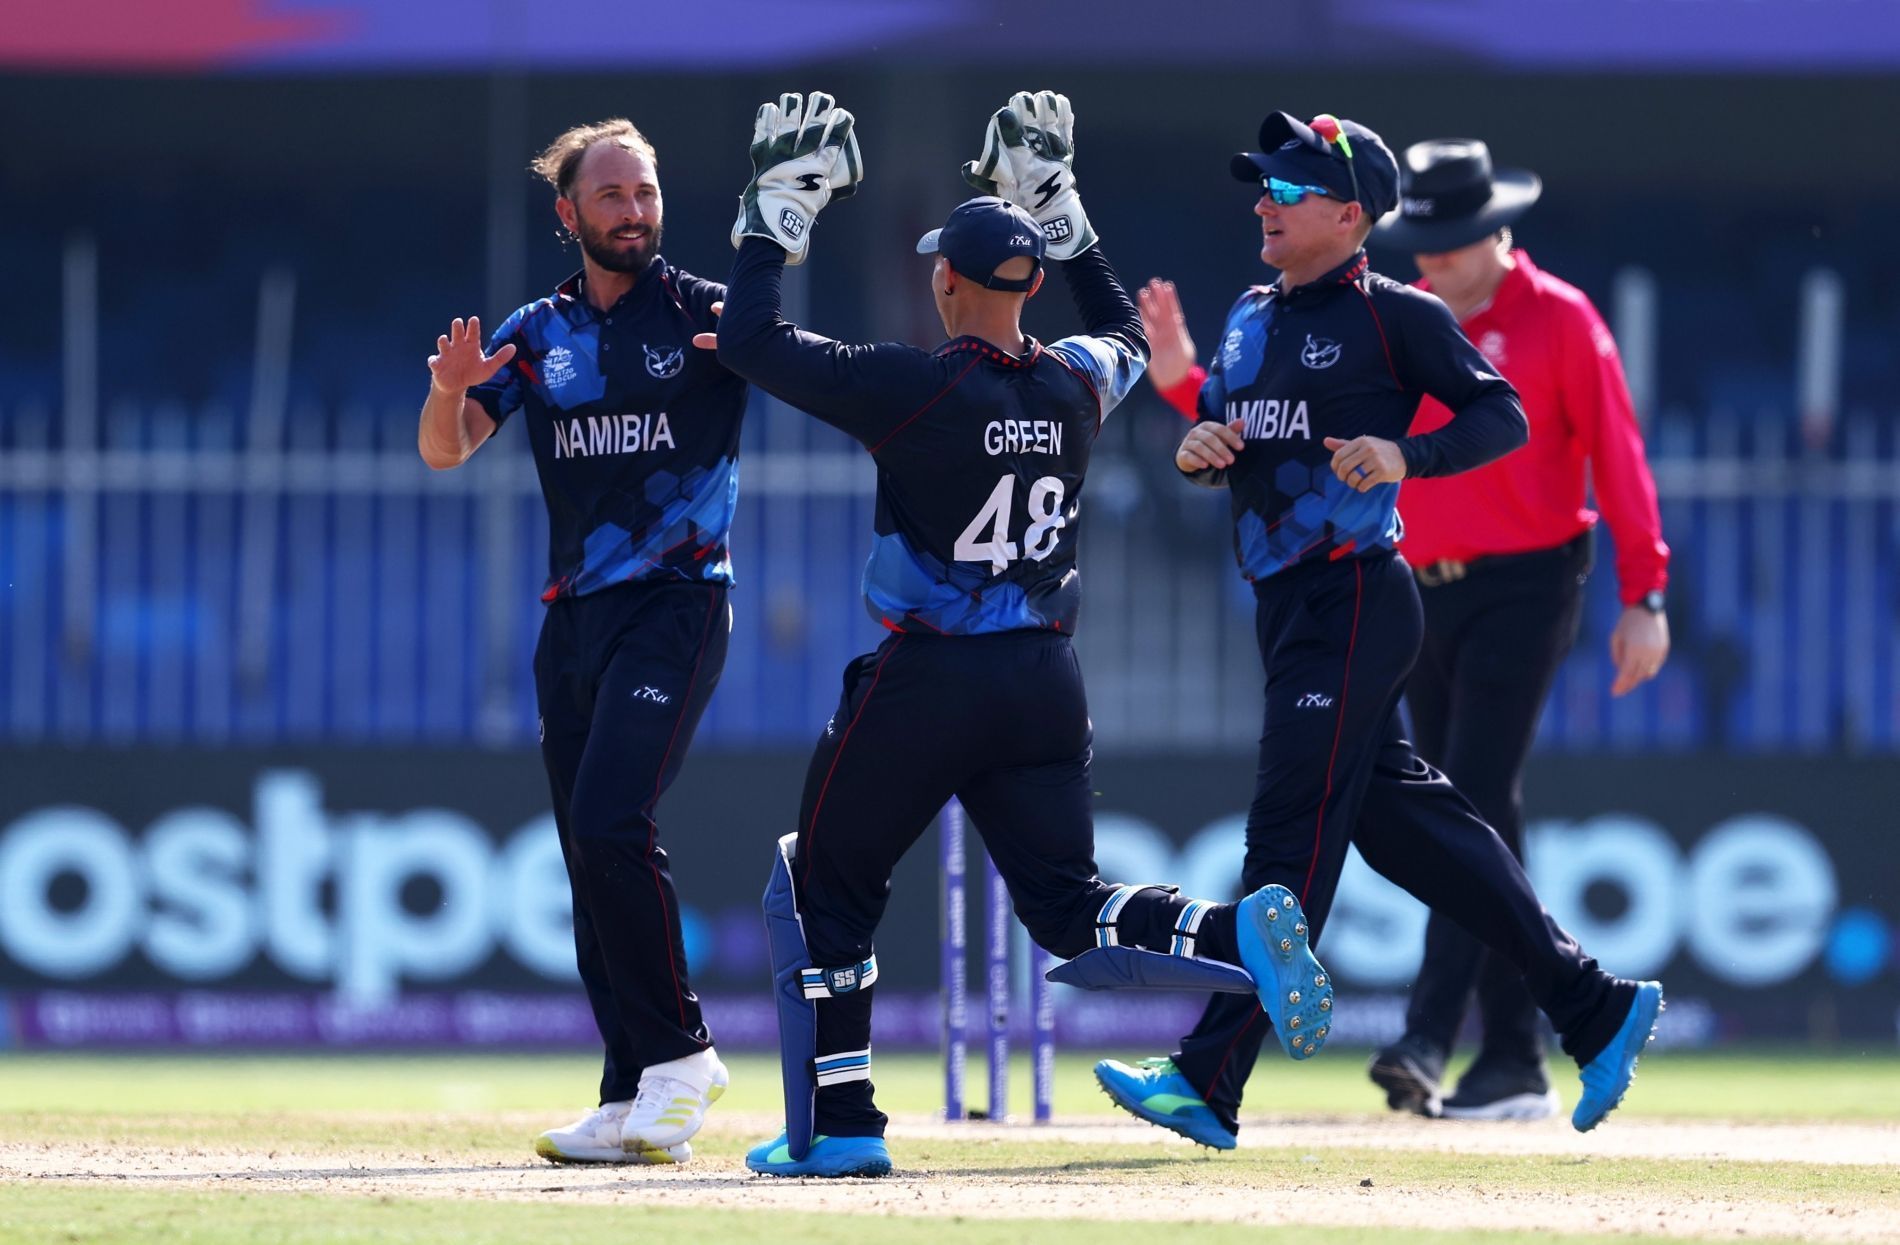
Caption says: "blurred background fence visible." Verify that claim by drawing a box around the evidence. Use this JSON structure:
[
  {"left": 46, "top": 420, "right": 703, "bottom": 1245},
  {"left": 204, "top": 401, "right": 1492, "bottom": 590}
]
[{"left": 8, "top": 391, "right": 1900, "bottom": 753}]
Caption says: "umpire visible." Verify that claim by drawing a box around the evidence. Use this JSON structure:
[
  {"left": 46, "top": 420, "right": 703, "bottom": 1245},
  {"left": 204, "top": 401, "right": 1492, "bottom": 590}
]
[
  {"left": 1095, "top": 110, "right": 1662, "bottom": 1149},
  {"left": 419, "top": 119, "right": 737, "bottom": 1166},
  {"left": 1365, "top": 140, "right": 1671, "bottom": 1121}
]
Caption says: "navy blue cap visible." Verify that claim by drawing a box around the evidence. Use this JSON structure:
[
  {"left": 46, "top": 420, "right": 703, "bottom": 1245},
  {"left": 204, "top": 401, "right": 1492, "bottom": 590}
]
[
  {"left": 916, "top": 197, "right": 1046, "bottom": 292},
  {"left": 1230, "top": 111, "right": 1400, "bottom": 223}
]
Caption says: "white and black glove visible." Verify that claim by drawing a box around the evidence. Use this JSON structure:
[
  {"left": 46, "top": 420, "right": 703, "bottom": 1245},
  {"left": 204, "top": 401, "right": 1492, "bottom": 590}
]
[
  {"left": 730, "top": 91, "right": 863, "bottom": 265},
  {"left": 961, "top": 89, "right": 1096, "bottom": 261}
]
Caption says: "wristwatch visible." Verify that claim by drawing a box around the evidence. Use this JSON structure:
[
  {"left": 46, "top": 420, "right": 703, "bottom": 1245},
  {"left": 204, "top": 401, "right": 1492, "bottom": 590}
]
[{"left": 1639, "top": 590, "right": 1666, "bottom": 615}]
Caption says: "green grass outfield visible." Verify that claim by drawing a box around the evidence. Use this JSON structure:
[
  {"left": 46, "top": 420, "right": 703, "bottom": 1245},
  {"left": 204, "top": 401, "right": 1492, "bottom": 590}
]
[
  {"left": 4, "top": 1047, "right": 1898, "bottom": 1122},
  {"left": 3, "top": 1049, "right": 1897, "bottom": 1245},
  {"left": 2, "top": 1188, "right": 1855, "bottom": 1245}
]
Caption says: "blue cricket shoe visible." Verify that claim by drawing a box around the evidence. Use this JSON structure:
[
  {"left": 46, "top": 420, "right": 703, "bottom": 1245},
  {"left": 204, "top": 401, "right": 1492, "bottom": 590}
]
[
  {"left": 1094, "top": 1057, "right": 1237, "bottom": 1150},
  {"left": 745, "top": 1131, "right": 892, "bottom": 1178},
  {"left": 1572, "top": 980, "right": 1664, "bottom": 1132},
  {"left": 1235, "top": 884, "right": 1334, "bottom": 1060}
]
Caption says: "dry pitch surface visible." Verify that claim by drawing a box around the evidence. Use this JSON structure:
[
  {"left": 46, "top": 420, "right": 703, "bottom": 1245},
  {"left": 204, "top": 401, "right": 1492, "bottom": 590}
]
[{"left": 4, "top": 1052, "right": 1898, "bottom": 1245}]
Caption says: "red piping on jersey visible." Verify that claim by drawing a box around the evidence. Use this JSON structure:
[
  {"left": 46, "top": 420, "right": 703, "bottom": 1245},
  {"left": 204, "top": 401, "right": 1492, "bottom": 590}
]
[
  {"left": 648, "top": 589, "right": 723, "bottom": 1032},
  {"left": 1303, "top": 558, "right": 1363, "bottom": 905},
  {"left": 1202, "top": 1003, "right": 1266, "bottom": 1103},
  {"left": 934, "top": 336, "right": 1043, "bottom": 369},
  {"left": 801, "top": 636, "right": 903, "bottom": 886},
  {"left": 868, "top": 355, "right": 984, "bottom": 454},
  {"left": 1353, "top": 283, "right": 1402, "bottom": 388},
  {"left": 658, "top": 269, "right": 688, "bottom": 316}
]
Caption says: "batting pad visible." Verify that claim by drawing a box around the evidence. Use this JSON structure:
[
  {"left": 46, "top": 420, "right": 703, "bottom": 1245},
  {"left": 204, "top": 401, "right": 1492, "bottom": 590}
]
[
  {"left": 763, "top": 832, "right": 818, "bottom": 1161},
  {"left": 1048, "top": 945, "right": 1257, "bottom": 993}
]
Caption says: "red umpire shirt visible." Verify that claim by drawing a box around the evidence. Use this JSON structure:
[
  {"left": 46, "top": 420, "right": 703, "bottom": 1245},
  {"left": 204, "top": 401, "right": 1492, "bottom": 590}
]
[{"left": 1400, "top": 251, "right": 1669, "bottom": 606}]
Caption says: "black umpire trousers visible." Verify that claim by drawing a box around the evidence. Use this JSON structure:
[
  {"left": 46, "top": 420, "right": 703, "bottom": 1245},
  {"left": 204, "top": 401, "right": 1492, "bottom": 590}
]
[
  {"left": 1169, "top": 551, "right": 1628, "bottom": 1132},
  {"left": 1402, "top": 533, "right": 1591, "bottom": 1068},
  {"left": 793, "top": 628, "right": 1240, "bottom": 1139},
  {"left": 535, "top": 580, "right": 729, "bottom": 1104}
]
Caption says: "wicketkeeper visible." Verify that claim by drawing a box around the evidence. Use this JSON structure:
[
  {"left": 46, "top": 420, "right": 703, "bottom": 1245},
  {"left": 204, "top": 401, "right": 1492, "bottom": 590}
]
[{"left": 707, "top": 90, "right": 1344, "bottom": 1178}]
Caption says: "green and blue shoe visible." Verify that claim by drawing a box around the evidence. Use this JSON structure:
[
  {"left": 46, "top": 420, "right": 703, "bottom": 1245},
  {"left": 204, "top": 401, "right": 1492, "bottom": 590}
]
[
  {"left": 1094, "top": 1057, "right": 1237, "bottom": 1150},
  {"left": 745, "top": 1131, "right": 892, "bottom": 1177}
]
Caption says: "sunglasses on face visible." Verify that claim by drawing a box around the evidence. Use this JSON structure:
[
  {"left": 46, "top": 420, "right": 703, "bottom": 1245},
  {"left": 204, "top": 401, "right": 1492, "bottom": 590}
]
[{"left": 1261, "top": 176, "right": 1340, "bottom": 206}]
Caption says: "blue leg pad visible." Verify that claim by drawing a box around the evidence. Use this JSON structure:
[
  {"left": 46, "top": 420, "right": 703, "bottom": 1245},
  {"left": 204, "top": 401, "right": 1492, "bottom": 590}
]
[
  {"left": 763, "top": 833, "right": 816, "bottom": 1161},
  {"left": 1047, "top": 945, "right": 1257, "bottom": 993}
]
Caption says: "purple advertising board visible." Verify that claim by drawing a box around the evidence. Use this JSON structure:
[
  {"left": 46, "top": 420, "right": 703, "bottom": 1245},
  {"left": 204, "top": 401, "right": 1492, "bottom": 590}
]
[{"left": 0, "top": 748, "right": 1893, "bottom": 1050}]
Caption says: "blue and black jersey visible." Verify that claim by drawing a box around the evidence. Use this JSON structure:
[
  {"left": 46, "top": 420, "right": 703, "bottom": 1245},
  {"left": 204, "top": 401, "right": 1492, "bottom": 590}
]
[
  {"left": 715, "top": 237, "right": 1145, "bottom": 636},
  {"left": 472, "top": 254, "right": 745, "bottom": 600},
  {"left": 1187, "top": 250, "right": 1526, "bottom": 581}
]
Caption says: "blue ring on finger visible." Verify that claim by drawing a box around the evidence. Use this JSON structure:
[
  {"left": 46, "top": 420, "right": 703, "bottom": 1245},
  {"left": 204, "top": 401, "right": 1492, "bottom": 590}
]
[{"left": 1353, "top": 465, "right": 1370, "bottom": 480}]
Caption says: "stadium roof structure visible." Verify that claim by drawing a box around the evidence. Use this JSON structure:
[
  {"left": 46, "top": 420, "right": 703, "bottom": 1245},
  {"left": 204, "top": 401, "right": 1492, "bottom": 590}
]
[{"left": 5, "top": 0, "right": 1900, "bottom": 73}]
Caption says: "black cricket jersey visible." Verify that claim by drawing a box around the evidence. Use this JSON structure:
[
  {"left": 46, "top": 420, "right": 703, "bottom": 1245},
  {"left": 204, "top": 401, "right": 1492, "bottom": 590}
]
[
  {"left": 1187, "top": 250, "right": 1526, "bottom": 581},
  {"left": 716, "top": 237, "right": 1146, "bottom": 636},
  {"left": 472, "top": 254, "right": 746, "bottom": 601}
]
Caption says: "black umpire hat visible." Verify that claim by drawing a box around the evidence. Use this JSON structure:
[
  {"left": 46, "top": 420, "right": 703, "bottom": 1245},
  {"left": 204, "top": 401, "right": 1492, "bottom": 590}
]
[
  {"left": 1373, "top": 139, "right": 1542, "bottom": 254},
  {"left": 1231, "top": 111, "right": 1400, "bottom": 221}
]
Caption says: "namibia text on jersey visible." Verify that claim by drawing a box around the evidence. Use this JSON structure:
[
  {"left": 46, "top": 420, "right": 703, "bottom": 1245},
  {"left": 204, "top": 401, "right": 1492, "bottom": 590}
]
[
  {"left": 1226, "top": 398, "right": 1310, "bottom": 441},
  {"left": 552, "top": 412, "right": 677, "bottom": 459}
]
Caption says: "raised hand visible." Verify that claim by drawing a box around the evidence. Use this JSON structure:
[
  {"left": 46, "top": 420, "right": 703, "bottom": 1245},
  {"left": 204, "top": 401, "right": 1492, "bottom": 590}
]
[
  {"left": 730, "top": 91, "right": 864, "bottom": 264},
  {"left": 429, "top": 317, "right": 516, "bottom": 393},
  {"left": 1137, "top": 280, "right": 1198, "bottom": 390},
  {"left": 961, "top": 89, "right": 1096, "bottom": 260}
]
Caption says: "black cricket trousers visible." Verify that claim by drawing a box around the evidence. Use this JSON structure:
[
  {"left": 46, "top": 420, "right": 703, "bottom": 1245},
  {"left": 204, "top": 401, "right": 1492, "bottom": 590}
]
[
  {"left": 535, "top": 580, "right": 729, "bottom": 1104},
  {"left": 1170, "top": 550, "right": 1629, "bottom": 1132},
  {"left": 794, "top": 628, "right": 1239, "bottom": 1139},
  {"left": 1402, "top": 533, "right": 1591, "bottom": 1067}
]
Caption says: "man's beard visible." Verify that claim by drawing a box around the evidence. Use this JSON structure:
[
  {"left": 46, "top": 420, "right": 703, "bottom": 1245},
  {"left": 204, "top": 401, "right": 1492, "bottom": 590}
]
[{"left": 576, "top": 217, "right": 661, "bottom": 273}]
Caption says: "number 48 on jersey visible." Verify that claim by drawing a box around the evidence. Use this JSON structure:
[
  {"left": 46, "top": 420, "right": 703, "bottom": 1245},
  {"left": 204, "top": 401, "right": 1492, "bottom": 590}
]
[{"left": 954, "top": 474, "right": 1068, "bottom": 574}]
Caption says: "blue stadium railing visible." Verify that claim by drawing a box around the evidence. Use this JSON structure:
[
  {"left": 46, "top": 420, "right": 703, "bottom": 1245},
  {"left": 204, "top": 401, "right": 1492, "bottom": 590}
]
[{"left": 3, "top": 396, "right": 1898, "bottom": 752}]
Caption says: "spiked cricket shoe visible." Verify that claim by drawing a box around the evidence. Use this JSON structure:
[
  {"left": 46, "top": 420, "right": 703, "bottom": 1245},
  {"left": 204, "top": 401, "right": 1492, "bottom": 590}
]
[{"left": 1235, "top": 884, "right": 1334, "bottom": 1060}]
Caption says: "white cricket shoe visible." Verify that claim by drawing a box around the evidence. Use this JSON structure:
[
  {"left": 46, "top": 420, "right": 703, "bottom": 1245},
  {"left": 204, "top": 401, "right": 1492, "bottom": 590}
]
[
  {"left": 622, "top": 1046, "right": 730, "bottom": 1152},
  {"left": 533, "top": 1100, "right": 692, "bottom": 1165}
]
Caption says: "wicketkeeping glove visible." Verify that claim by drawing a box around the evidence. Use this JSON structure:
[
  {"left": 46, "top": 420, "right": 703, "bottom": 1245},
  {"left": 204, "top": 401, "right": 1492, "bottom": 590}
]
[
  {"left": 960, "top": 90, "right": 1097, "bottom": 261},
  {"left": 730, "top": 91, "right": 863, "bottom": 265}
]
